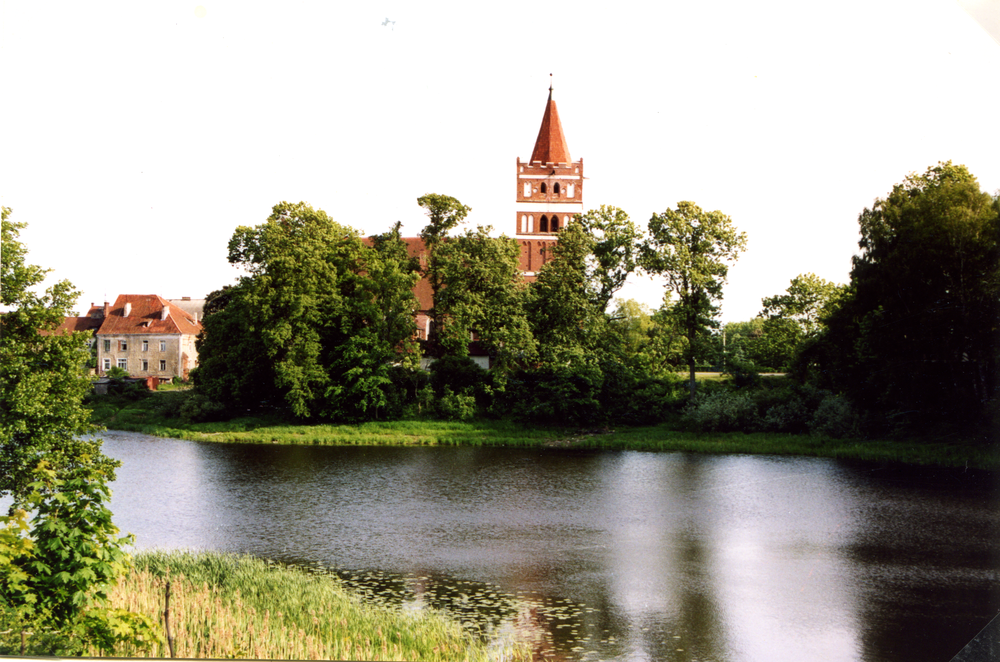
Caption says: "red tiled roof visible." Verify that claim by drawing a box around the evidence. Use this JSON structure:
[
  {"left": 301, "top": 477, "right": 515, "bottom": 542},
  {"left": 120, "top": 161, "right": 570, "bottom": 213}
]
[
  {"left": 97, "top": 294, "right": 202, "bottom": 336},
  {"left": 530, "top": 88, "right": 571, "bottom": 165},
  {"left": 39, "top": 316, "right": 102, "bottom": 337}
]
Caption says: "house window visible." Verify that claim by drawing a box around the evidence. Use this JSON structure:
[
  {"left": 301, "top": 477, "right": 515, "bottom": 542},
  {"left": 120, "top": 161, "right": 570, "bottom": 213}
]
[
  {"left": 160, "top": 341, "right": 167, "bottom": 352},
  {"left": 103, "top": 339, "right": 111, "bottom": 352},
  {"left": 117, "top": 358, "right": 127, "bottom": 370},
  {"left": 159, "top": 360, "right": 166, "bottom": 371},
  {"left": 119, "top": 340, "right": 128, "bottom": 351},
  {"left": 142, "top": 360, "right": 148, "bottom": 372},
  {"left": 142, "top": 340, "right": 148, "bottom": 352},
  {"left": 102, "top": 358, "right": 110, "bottom": 371}
]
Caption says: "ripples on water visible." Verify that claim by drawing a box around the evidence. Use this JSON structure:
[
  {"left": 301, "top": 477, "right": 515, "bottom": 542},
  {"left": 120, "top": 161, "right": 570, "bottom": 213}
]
[{"left": 97, "top": 430, "right": 998, "bottom": 662}]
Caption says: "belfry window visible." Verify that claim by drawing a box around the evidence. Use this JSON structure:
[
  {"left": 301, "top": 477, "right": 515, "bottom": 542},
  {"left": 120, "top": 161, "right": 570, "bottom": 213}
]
[
  {"left": 553, "top": 182, "right": 560, "bottom": 195},
  {"left": 540, "top": 215, "right": 549, "bottom": 232},
  {"left": 540, "top": 183, "right": 547, "bottom": 194},
  {"left": 551, "top": 216, "right": 559, "bottom": 231}
]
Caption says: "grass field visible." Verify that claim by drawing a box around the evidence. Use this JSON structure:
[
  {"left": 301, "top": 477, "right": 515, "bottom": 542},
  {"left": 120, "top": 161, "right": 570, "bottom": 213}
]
[{"left": 87, "top": 390, "right": 999, "bottom": 470}]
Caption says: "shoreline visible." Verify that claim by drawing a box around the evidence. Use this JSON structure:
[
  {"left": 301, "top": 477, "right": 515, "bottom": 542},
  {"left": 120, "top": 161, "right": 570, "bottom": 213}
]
[{"left": 89, "top": 393, "right": 998, "bottom": 471}]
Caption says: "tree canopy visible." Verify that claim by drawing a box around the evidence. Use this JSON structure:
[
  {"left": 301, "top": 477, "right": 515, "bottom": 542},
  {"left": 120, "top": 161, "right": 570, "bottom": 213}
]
[
  {"left": 641, "top": 201, "right": 747, "bottom": 395},
  {"left": 1, "top": 208, "right": 117, "bottom": 502},
  {"left": 806, "top": 162, "right": 999, "bottom": 437},
  {"left": 195, "top": 202, "right": 419, "bottom": 421}
]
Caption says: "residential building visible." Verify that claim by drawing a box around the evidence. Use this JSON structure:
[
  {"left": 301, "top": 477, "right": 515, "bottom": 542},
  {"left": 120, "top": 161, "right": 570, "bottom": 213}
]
[{"left": 93, "top": 294, "right": 202, "bottom": 382}]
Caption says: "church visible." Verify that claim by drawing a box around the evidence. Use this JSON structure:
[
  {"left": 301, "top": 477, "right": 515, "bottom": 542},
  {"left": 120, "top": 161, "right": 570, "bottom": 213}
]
[{"left": 404, "top": 83, "right": 585, "bottom": 347}]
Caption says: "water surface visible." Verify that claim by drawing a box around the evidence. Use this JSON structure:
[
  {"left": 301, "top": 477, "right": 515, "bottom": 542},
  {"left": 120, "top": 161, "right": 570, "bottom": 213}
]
[{"left": 101, "top": 431, "right": 999, "bottom": 661}]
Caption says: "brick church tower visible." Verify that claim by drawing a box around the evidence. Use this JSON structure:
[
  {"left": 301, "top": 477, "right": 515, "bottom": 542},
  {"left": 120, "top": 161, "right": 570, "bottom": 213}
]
[{"left": 515, "top": 82, "right": 583, "bottom": 279}]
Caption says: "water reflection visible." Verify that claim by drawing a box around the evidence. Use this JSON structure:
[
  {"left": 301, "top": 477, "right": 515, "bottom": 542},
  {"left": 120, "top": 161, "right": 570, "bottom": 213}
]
[{"left": 99, "top": 431, "right": 998, "bottom": 662}]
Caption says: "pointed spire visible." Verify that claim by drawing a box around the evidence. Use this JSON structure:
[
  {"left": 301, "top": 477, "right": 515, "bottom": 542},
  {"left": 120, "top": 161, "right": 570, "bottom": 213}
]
[{"left": 530, "top": 76, "right": 571, "bottom": 165}]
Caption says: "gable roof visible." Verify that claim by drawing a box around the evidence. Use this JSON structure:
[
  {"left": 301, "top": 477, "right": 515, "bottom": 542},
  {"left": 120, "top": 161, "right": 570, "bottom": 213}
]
[
  {"left": 97, "top": 294, "right": 202, "bottom": 336},
  {"left": 530, "top": 87, "right": 572, "bottom": 165}
]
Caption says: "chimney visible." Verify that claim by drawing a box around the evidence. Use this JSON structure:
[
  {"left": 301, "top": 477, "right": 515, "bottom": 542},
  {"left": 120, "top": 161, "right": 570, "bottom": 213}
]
[
  {"left": 161, "top": 305, "right": 169, "bottom": 321},
  {"left": 102, "top": 301, "right": 109, "bottom": 317},
  {"left": 124, "top": 302, "right": 131, "bottom": 317}
]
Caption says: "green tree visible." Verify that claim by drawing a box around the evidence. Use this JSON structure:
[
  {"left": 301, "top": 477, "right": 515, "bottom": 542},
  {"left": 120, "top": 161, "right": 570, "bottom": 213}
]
[
  {"left": 1, "top": 208, "right": 117, "bottom": 503},
  {"left": 573, "top": 205, "right": 641, "bottom": 312},
  {"left": 418, "top": 193, "right": 471, "bottom": 343},
  {"left": 526, "top": 221, "right": 605, "bottom": 354},
  {"left": 810, "top": 162, "right": 999, "bottom": 437},
  {"left": 197, "top": 202, "right": 419, "bottom": 420},
  {"left": 641, "top": 201, "right": 748, "bottom": 396},
  {"left": 760, "top": 273, "right": 846, "bottom": 337},
  {"left": 432, "top": 226, "right": 536, "bottom": 371}
]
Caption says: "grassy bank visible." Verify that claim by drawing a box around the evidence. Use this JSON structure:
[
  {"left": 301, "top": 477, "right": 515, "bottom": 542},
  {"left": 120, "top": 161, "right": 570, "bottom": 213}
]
[
  {"left": 96, "top": 551, "right": 529, "bottom": 660},
  {"left": 88, "top": 390, "right": 998, "bottom": 470}
]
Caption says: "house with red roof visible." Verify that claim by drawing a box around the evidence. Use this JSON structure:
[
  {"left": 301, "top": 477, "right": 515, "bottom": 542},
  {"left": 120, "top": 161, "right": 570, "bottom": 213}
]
[{"left": 93, "top": 294, "right": 202, "bottom": 381}]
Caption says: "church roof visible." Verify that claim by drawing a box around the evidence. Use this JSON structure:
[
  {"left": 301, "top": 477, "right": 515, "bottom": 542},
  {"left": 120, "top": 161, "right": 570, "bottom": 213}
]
[{"left": 529, "top": 87, "right": 572, "bottom": 165}]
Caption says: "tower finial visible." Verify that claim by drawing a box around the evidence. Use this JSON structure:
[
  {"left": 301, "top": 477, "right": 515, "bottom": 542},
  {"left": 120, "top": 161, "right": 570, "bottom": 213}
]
[{"left": 549, "top": 73, "right": 553, "bottom": 96}]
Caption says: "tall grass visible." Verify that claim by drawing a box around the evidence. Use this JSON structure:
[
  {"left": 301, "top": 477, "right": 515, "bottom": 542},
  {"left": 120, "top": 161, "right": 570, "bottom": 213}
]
[{"left": 94, "top": 551, "right": 530, "bottom": 660}]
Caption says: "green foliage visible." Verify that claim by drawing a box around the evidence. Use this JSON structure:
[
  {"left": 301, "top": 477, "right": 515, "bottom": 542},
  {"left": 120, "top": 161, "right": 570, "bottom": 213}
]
[
  {"left": 760, "top": 273, "right": 847, "bottom": 337},
  {"left": 641, "top": 201, "right": 748, "bottom": 396},
  {"left": 1, "top": 207, "right": 118, "bottom": 503},
  {"left": 573, "top": 205, "right": 641, "bottom": 312},
  {"left": 0, "top": 463, "right": 160, "bottom": 655},
  {"left": 806, "top": 163, "right": 999, "bottom": 438},
  {"left": 808, "top": 394, "right": 860, "bottom": 439},
  {"left": 502, "top": 347, "right": 605, "bottom": 427},
  {"left": 432, "top": 226, "right": 536, "bottom": 369},
  {"left": 527, "top": 221, "right": 605, "bottom": 353},
  {"left": 195, "top": 202, "right": 419, "bottom": 421},
  {"left": 682, "top": 389, "right": 760, "bottom": 433}
]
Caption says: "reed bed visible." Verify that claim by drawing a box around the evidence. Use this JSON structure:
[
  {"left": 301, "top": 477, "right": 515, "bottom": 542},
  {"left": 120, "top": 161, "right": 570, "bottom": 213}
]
[{"left": 93, "top": 551, "right": 530, "bottom": 660}]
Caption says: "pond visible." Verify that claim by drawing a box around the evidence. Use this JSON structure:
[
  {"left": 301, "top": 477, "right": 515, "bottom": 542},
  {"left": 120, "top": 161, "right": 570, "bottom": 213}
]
[{"left": 98, "top": 430, "right": 997, "bottom": 661}]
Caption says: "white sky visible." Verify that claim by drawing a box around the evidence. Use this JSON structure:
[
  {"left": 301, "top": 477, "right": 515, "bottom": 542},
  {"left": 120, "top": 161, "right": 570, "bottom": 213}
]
[{"left": 2, "top": 0, "right": 998, "bottom": 323}]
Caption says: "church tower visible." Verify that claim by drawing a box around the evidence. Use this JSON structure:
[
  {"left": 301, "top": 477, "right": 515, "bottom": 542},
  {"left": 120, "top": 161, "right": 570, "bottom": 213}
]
[{"left": 515, "top": 81, "right": 583, "bottom": 278}]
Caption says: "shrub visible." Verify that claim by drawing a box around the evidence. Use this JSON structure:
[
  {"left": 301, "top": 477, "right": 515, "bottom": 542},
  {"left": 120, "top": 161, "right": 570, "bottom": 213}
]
[
  {"left": 683, "top": 389, "right": 760, "bottom": 432},
  {"left": 180, "top": 392, "right": 228, "bottom": 423},
  {"left": 435, "top": 386, "right": 477, "bottom": 421},
  {"left": 809, "top": 394, "right": 860, "bottom": 438}
]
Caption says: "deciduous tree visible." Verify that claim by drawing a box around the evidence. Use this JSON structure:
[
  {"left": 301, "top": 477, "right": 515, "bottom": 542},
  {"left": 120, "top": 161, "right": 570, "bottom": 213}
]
[
  {"left": 811, "top": 163, "right": 999, "bottom": 437},
  {"left": 573, "top": 205, "right": 641, "bottom": 312},
  {"left": 432, "top": 226, "right": 536, "bottom": 371},
  {"left": 640, "top": 201, "right": 747, "bottom": 396},
  {"left": 1, "top": 208, "right": 117, "bottom": 503}
]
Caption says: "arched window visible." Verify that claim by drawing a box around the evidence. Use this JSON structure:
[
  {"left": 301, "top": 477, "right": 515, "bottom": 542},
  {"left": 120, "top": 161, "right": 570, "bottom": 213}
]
[
  {"left": 551, "top": 216, "right": 559, "bottom": 232},
  {"left": 521, "top": 215, "right": 528, "bottom": 233},
  {"left": 540, "top": 215, "right": 549, "bottom": 232},
  {"left": 529, "top": 214, "right": 534, "bottom": 231},
  {"left": 540, "top": 183, "right": 547, "bottom": 194},
  {"left": 553, "top": 182, "right": 561, "bottom": 195}
]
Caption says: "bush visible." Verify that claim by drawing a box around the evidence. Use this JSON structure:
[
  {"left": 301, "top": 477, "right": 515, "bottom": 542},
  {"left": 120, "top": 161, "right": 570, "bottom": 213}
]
[
  {"left": 435, "top": 386, "right": 478, "bottom": 421},
  {"left": 500, "top": 350, "right": 604, "bottom": 426},
  {"left": 809, "top": 394, "right": 860, "bottom": 438},
  {"left": 683, "top": 389, "right": 760, "bottom": 432},
  {"left": 180, "top": 392, "right": 228, "bottom": 423}
]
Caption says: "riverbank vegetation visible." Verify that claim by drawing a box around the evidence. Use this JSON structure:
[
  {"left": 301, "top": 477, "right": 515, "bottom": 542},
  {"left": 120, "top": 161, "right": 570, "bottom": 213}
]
[
  {"left": 87, "top": 386, "right": 998, "bottom": 469},
  {"left": 182, "top": 164, "right": 996, "bottom": 449},
  {"left": 95, "top": 551, "right": 529, "bottom": 661}
]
